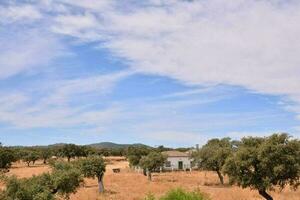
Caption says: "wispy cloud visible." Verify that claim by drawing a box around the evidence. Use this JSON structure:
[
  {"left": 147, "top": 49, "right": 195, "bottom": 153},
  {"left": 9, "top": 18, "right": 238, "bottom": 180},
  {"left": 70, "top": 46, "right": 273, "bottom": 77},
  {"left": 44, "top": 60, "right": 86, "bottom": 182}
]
[
  {"left": 0, "top": 4, "right": 42, "bottom": 24},
  {"left": 30, "top": 0, "right": 300, "bottom": 120},
  {"left": 0, "top": 29, "right": 66, "bottom": 79},
  {"left": 0, "top": 0, "right": 299, "bottom": 145},
  {"left": 0, "top": 70, "right": 131, "bottom": 129}
]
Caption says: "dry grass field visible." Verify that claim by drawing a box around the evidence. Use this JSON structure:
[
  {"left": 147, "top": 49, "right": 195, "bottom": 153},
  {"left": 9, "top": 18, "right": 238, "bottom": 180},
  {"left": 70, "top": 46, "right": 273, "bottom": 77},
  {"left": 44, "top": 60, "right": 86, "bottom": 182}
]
[{"left": 1, "top": 159, "right": 299, "bottom": 200}]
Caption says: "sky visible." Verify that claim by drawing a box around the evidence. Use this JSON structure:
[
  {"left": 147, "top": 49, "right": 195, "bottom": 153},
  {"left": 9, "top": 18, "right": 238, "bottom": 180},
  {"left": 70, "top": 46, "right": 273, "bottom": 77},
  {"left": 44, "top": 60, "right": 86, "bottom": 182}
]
[{"left": 0, "top": 0, "right": 299, "bottom": 147}]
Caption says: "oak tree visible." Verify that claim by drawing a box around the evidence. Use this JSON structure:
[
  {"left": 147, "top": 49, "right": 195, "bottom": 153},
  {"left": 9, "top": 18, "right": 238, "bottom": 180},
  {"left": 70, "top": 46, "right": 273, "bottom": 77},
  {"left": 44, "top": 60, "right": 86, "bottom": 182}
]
[
  {"left": 194, "top": 138, "right": 233, "bottom": 184},
  {"left": 139, "top": 152, "right": 166, "bottom": 181},
  {"left": 78, "top": 156, "right": 106, "bottom": 193},
  {"left": 223, "top": 133, "right": 300, "bottom": 200}
]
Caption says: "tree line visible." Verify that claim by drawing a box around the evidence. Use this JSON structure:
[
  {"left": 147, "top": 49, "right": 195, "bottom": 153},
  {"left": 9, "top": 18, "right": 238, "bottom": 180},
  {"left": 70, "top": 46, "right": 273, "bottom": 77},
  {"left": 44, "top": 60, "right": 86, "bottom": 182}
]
[
  {"left": 0, "top": 143, "right": 148, "bottom": 169},
  {"left": 0, "top": 133, "right": 299, "bottom": 200},
  {"left": 192, "top": 133, "right": 300, "bottom": 200},
  {"left": 126, "top": 133, "right": 300, "bottom": 200}
]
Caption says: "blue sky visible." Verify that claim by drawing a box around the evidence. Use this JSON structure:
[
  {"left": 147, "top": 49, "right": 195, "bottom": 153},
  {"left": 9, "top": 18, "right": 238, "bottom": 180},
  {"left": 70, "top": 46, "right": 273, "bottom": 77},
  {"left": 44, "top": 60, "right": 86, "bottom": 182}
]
[{"left": 0, "top": 0, "right": 299, "bottom": 147}]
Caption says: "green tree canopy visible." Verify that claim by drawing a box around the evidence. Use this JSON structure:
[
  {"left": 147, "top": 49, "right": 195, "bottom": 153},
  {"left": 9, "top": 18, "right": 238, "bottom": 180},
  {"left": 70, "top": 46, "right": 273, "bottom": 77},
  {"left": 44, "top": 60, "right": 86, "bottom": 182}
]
[
  {"left": 23, "top": 151, "right": 39, "bottom": 166},
  {"left": 77, "top": 156, "right": 106, "bottom": 193},
  {"left": 223, "top": 133, "right": 300, "bottom": 200},
  {"left": 0, "top": 161, "right": 83, "bottom": 200},
  {"left": 194, "top": 138, "right": 233, "bottom": 184},
  {"left": 40, "top": 148, "right": 52, "bottom": 164},
  {"left": 139, "top": 152, "right": 166, "bottom": 181},
  {"left": 126, "top": 146, "right": 151, "bottom": 167},
  {"left": 0, "top": 146, "right": 16, "bottom": 170},
  {"left": 77, "top": 146, "right": 95, "bottom": 157},
  {"left": 60, "top": 144, "right": 80, "bottom": 162}
]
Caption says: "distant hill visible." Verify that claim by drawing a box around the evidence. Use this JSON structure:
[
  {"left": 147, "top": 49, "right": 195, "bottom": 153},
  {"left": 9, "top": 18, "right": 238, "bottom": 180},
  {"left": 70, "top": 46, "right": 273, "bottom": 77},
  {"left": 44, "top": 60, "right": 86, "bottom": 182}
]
[
  {"left": 7, "top": 142, "right": 150, "bottom": 149},
  {"left": 48, "top": 143, "right": 67, "bottom": 147},
  {"left": 88, "top": 142, "right": 150, "bottom": 149}
]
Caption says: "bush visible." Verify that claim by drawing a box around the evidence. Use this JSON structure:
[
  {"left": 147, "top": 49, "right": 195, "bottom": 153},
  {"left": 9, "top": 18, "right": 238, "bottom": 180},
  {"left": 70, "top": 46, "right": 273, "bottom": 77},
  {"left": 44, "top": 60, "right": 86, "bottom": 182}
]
[
  {"left": 0, "top": 161, "right": 83, "bottom": 200},
  {"left": 144, "top": 189, "right": 209, "bottom": 200},
  {"left": 0, "top": 147, "right": 16, "bottom": 169},
  {"left": 0, "top": 175, "right": 55, "bottom": 200}
]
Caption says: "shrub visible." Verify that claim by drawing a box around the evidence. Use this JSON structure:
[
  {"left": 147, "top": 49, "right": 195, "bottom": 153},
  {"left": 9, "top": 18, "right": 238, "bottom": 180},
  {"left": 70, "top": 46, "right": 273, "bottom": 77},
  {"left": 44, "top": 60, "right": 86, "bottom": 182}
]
[
  {"left": 0, "top": 175, "right": 55, "bottom": 200},
  {"left": 0, "top": 161, "right": 83, "bottom": 200},
  {"left": 0, "top": 147, "right": 16, "bottom": 169},
  {"left": 144, "top": 188, "right": 209, "bottom": 200}
]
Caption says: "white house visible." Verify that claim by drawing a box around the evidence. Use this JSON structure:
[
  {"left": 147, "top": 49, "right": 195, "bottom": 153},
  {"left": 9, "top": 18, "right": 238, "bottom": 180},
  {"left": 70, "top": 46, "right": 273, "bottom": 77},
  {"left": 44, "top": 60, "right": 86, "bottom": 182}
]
[{"left": 162, "top": 151, "right": 192, "bottom": 171}]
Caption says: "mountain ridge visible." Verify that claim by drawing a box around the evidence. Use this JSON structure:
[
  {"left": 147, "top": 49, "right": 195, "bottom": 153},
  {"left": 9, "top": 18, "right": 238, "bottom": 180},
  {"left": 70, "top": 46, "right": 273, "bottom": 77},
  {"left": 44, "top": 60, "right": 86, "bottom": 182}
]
[
  {"left": 7, "top": 142, "right": 151, "bottom": 149},
  {"left": 88, "top": 142, "right": 150, "bottom": 149}
]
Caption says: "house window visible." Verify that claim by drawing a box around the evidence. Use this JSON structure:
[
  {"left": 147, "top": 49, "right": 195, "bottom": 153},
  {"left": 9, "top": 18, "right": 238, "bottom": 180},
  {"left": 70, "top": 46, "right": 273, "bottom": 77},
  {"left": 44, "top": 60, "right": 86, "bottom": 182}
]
[{"left": 165, "top": 161, "right": 171, "bottom": 167}]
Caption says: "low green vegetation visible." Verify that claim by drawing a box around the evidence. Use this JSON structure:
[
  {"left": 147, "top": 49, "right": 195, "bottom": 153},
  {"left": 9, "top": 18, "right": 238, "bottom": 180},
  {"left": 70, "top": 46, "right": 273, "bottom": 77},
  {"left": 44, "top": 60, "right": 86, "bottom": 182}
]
[
  {"left": 144, "top": 188, "right": 209, "bottom": 200},
  {"left": 0, "top": 161, "right": 83, "bottom": 200},
  {"left": 0, "top": 154, "right": 107, "bottom": 199}
]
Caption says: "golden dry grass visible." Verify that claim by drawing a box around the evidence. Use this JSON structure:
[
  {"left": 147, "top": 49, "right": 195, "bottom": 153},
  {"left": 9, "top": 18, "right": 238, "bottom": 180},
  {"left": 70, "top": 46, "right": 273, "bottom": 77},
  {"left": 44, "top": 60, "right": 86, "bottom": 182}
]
[{"left": 2, "top": 159, "right": 300, "bottom": 200}]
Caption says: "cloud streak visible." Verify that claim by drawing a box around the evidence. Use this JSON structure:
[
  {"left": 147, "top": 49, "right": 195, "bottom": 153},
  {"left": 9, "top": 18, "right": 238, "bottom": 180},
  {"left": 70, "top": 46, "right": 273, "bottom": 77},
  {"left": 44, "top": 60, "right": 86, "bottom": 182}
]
[
  {"left": 0, "top": 71, "right": 131, "bottom": 129},
  {"left": 0, "top": 0, "right": 299, "bottom": 145},
  {"left": 39, "top": 0, "right": 300, "bottom": 119}
]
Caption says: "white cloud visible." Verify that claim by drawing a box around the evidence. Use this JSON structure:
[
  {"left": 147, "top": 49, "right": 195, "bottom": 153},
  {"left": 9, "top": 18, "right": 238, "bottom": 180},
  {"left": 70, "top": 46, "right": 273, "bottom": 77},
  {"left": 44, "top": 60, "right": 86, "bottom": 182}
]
[
  {"left": 56, "top": 0, "right": 112, "bottom": 11},
  {"left": 0, "top": 71, "right": 131, "bottom": 129},
  {"left": 42, "top": 70, "right": 132, "bottom": 105},
  {"left": 45, "top": 0, "right": 300, "bottom": 118},
  {"left": 0, "top": 29, "right": 65, "bottom": 79},
  {"left": 51, "top": 13, "right": 104, "bottom": 41},
  {"left": 107, "top": 1, "right": 300, "bottom": 93},
  {"left": 0, "top": 4, "right": 42, "bottom": 24}
]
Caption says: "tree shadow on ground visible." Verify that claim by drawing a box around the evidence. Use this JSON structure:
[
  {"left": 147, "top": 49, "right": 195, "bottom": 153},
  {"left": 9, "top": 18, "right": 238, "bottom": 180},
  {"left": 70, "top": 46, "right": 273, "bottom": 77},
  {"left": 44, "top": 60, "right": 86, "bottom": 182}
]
[
  {"left": 203, "top": 182, "right": 231, "bottom": 188},
  {"left": 84, "top": 184, "right": 98, "bottom": 188},
  {"left": 104, "top": 189, "right": 117, "bottom": 195}
]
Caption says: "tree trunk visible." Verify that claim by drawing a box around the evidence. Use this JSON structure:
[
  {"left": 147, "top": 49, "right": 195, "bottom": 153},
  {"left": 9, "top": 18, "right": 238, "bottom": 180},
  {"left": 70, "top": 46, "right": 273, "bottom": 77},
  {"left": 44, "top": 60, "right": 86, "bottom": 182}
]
[
  {"left": 51, "top": 188, "right": 58, "bottom": 194},
  {"left": 216, "top": 170, "right": 224, "bottom": 185},
  {"left": 259, "top": 190, "right": 273, "bottom": 200},
  {"left": 27, "top": 161, "right": 30, "bottom": 167},
  {"left": 67, "top": 157, "right": 71, "bottom": 162},
  {"left": 143, "top": 168, "right": 147, "bottom": 176},
  {"left": 43, "top": 159, "right": 46, "bottom": 164},
  {"left": 147, "top": 170, "right": 152, "bottom": 181},
  {"left": 97, "top": 175, "right": 104, "bottom": 193}
]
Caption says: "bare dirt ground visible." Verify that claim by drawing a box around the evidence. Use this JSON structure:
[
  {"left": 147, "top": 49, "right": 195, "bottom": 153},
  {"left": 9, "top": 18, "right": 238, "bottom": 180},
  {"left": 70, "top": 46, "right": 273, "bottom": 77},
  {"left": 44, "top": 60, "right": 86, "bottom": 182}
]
[{"left": 2, "top": 159, "right": 300, "bottom": 200}]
